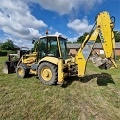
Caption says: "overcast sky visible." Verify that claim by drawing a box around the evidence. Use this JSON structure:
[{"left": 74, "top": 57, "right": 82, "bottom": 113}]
[{"left": 0, "top": 0, "right": 120, "bottom": 48}]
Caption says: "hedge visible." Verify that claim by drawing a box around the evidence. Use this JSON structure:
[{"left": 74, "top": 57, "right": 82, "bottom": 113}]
[
  {"left": 0, "top": 50, "right": 16, "bottom": 56},
  {"left": 116, "top": 55, "right": 120, "bottom": 60}
]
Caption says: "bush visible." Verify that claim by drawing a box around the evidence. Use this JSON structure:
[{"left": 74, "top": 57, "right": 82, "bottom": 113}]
[
  {"left": 116, "top": 55, "right": 120, "bottom": 60},
  {"left": 7, "top": 50, "right": 16, "bottom": 54},
  {"left": 0, "top": 50, "right": 8, "bottom": 56},
  {"left": 0, "top": 50, "right": 16, "bottom": 56}
]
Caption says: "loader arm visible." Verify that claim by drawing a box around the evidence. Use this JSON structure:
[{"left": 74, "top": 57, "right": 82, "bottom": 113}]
[{"left": 75, "top": 11, "right": 117, "bottom": 77}]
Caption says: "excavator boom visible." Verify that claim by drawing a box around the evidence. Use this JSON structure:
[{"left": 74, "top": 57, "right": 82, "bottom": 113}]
[{"left": 75, "top": 11, "right": 117, "bottom": 77}]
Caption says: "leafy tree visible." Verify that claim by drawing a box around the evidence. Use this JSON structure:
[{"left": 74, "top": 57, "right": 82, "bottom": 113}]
[
  {"left": 33, "top": 41, "right": 39, "bottom": 51},
  {"left": 114, "top": 31, "right": 120, "bottom": 42},
  {"left": 77, "top": 31, "right": 120, "bottom": 43},
  {"left": 31, "top": 48, "right": 34, "bottom": 52},
  {"left": 77, "top": 32, "right": 88, "bottom": 43},
  {"left": 0, "top": 39, "right": 14, "bottom": 50}
]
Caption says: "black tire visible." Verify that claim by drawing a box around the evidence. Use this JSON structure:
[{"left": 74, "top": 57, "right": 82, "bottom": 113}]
[
  {"left": 18, "top": 63, "right": 30, "bottom": 77},
  {"left": 16, "top": 65, "right": 26, "bottom": 78},
  {"left": 38, "top": 62, "right": 58, "bottom": 85},
  {"left": 21, "top": 63, "right": 30, "bottom": 76},
  {"left": 26, "top": 69, "right": 30, "bottom": 76}
]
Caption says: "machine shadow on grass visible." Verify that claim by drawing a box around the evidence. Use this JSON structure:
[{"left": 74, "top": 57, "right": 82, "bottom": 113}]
[{"left": 62, "top": 72, "right": 115, "bottom": 88}]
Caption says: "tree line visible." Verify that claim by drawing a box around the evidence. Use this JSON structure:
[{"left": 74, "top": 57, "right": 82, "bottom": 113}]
[
  {"left": 0, "top": 39, "right": 14, "bottom": 50},
  {"left": 0, "top": 40, "right": 15, "bottom": 56},
  {"left": 77, "top": 31, "right": 120, "bottom": 43},
  {"left": 0, "top": 31, "right": 120, "bottom": 51}
]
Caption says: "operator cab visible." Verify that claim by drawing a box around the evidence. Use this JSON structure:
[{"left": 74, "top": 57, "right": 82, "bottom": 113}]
[{"left": 34, "top": 35, "right": 69, "bottom": 60}]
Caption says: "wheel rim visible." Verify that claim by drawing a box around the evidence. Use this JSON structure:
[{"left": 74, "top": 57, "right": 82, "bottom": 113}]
[
  {"left": 18, "top": 67, "right": 24, "bottom": 76},
  {"left": 40, "top": 66, "right": 52, "bottom": 81}
]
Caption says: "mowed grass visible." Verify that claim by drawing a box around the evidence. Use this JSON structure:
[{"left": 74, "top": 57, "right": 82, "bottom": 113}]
[{"left": 0, "top": 56, "right": 120, "bottom": 120}]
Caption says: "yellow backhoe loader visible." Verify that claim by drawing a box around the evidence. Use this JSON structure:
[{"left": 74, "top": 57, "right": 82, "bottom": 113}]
[{"left": 3, "top": 11, "right": 117, "bottom": 85}]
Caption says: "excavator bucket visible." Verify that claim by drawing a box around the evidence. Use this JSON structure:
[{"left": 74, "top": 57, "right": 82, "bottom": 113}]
[
  {"left": 3, "top": 54, "right": 19, "bottom": 74},
  {"left": 3, "top": 61, "right": 18, "bottom": 74},
  {"left": 3, "top": 61, "right": 9, "bottom": 74},
  {"left": 89, "top": 51, "right": 114, "bottom": 70}
]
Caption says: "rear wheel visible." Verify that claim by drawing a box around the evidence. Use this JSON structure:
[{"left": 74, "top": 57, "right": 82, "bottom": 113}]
[{"left": 38, "top": 62, "right": 57, "bottom": 85}]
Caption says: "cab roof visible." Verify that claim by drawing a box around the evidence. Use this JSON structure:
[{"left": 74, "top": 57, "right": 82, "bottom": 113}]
[{"left": 39, "top": 35, "right": 67, "bottom": 40}]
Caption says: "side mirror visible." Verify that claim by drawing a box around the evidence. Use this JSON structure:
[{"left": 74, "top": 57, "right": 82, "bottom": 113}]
[
  {"left": 32, "top": 37, "right": 39, "bottom": 44},
  {"left": 32, "top": 40, "right": 35, "bottom": 44}
]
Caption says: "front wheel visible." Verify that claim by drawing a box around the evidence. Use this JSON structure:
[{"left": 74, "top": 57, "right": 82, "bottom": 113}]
[
  {"left": 38, "top": 62, "right": 58, "bottom": 85},
  {"left": 16, "top": 64, "right": 29, "bottom": 78},
  {"left": 16, "top": 65, "right": 26, "bottom": 78}
]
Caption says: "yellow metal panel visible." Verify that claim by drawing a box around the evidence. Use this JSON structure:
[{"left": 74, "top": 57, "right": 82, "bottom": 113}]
[
  {"left": 65, "top": 58, "right": 72, "bottom": 64},
  {"left": 38, "top": 56, "right": 58, "bottom": 65},
  {"left": 76, "top": 52, "right": 86, "bottom": 77},
  {"left": 30, "top": 69, "right": 37, "bottom": 75},
  {"left": 97, "top": 11, "right": 114, "bottom": 58},
  {"left": 57, "top": 58, "right": 64, "bottom": 84},
  {"left": 97, "top": 11, "right": 117, "bottom": 68},
  {"left": 23, "top": 56, "right": 36, "bottom": 64}
]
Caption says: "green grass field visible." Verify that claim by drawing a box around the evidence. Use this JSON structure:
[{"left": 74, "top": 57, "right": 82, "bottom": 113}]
[{"left": 0, "top": 56, "right": 120, "bottom": 120}]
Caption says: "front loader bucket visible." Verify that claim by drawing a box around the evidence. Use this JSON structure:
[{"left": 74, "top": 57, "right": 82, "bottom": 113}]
[
  {"left": 3, "top": 61, "right": 18, "bottom": 74},
  {"left": 3, "top": 62, "right": 9, "bottom": 74}
]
